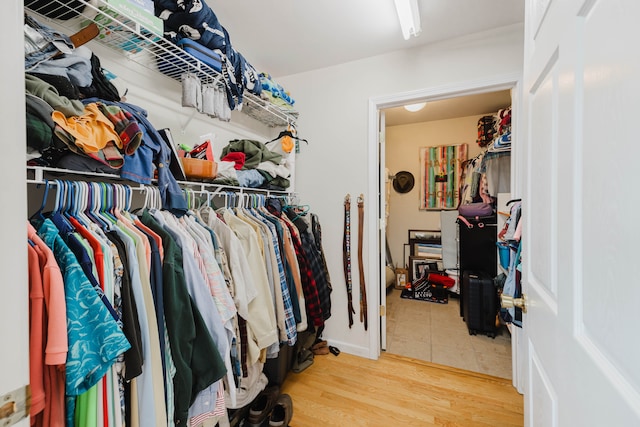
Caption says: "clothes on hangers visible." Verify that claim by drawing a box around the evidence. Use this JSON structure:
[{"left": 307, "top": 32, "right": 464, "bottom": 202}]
[
  {"left": 26, "top": 181, "right": 331, "bottom": 426},
  {"left": 284, "top": 206, "right": 332, "bottom": 324}
]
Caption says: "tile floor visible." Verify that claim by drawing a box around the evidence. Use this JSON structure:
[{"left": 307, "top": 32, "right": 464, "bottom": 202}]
[{"left": 384, "top": 287, "right": 513, "bottom": 379}]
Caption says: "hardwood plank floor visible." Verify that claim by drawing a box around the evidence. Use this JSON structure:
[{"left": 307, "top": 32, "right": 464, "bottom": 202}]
[{"left": 280, "top": 351, "right": 523, "bottom": 426}]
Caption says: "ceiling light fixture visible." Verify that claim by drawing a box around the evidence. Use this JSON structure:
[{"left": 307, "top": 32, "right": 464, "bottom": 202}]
[
  {"left": 404, "top": 102, "right": 426, "bottom": 112},
  {"left": 394, "top": 0, "right": 421, "bottom": 40}
]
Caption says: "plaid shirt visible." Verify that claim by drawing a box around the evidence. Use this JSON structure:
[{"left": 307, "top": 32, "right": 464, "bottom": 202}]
[
  {"left": 311, "top": 213, "right": 332, "bottom": 293},
  {"left": 253, "top": 210, "right": 298, "bottom": 345},
  {"left": 278, "top": 212, "right": 324, "bottom": 328},
  {"left": 293, "top": 214, "right": 332, "bottom": 321}
]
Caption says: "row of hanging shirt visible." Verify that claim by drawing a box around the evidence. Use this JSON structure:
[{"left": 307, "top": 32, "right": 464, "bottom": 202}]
[{"left": 27, "top": 180, "right": 332, "bottom": 427}]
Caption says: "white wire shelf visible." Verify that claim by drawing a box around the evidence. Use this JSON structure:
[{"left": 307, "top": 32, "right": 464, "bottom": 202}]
[
  {"left": 24, "top": 0, "right": 298, "bottom": 128},
  {"left": 27, "top": 166, "right": 292, "bottom": 195}
]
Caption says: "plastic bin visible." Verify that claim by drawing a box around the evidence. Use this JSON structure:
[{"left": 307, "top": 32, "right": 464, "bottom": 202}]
[
  {"left": 180, "top": 157, "right": 217, "bottom": 180},
  {"left": 497, "top": 241, "right": 510, "bottom": 270}
]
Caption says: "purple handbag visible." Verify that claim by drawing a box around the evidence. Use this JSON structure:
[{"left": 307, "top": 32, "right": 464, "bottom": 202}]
[{"left": 458, "top": 202, "right": 494, "bottom": 218}]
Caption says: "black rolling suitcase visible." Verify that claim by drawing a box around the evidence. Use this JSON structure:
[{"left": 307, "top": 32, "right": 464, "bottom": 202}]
[
  {"left": 458, "top": 215, "right": 497, "bottom": 277},
  {"left": 457, "top": 214, "right": 497, "bottom": 318},
  {"left": 462, "top": 271, "right": 499, "bottom": 338}
]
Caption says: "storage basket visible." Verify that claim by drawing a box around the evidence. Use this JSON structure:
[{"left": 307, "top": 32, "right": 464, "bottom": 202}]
[{"left": 180, "top": 158, "right": 217, "bottom": 180}]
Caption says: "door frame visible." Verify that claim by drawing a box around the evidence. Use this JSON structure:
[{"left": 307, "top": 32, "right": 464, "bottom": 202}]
[{"left": 367, "top": 72, "right": 523, "bottom": 390}]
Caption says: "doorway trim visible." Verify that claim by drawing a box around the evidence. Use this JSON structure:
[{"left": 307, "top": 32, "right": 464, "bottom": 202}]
[{"left": 366, "top": 71, "right": 522, "bottom": 372}]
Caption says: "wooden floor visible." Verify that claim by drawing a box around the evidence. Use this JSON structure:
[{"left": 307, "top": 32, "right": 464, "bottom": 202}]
[{"left": 280, "top": 351, "right": 523, "bottom": 426}]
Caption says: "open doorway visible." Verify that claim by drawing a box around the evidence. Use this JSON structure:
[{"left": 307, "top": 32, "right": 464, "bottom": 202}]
[{"left": 379, "top": 88, "right": 514, "bottom": 379}]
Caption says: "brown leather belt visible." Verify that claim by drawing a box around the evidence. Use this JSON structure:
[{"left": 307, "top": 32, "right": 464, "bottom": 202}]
[
  {"left": 357, "top": 194, "right": 367, "bottom": 330},
  {"left": 343, "top": 194, "right": 355, "bottom": 327}
]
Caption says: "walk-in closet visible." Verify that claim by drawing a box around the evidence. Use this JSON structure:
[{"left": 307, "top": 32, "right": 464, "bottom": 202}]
[{"left": 383, "top": 90, "right": 515, "bottom": 379}]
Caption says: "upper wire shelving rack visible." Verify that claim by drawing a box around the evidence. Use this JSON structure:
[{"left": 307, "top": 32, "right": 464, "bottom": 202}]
[{"left": 24, "top": 0, "right": 298, "bottom": 128}]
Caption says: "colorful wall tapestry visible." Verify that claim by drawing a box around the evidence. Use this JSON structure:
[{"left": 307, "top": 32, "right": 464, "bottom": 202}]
[{"left": 419, "top": 144, "right": 468, "bottom": 210}]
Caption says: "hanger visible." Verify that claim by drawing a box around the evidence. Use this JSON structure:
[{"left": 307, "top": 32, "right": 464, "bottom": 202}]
[
  {"left": 146, "top": 186, "right": 156, "bottom": 211},
  {"left": 506, "top": 198, "right": 522, "bottom": 206},
  {"left": 265, "top": 127, "right": 308, "bottom": 146},
  {"left": 205, "top": 190, "right": 213, "bottom": 208},
  {"left": 52, "top": 179, "right": 62, "bottom": 213},
  {"left": 124, "top": 185, "right": 132, "bottom": 213},
  {"left": 51, "top": 180, "right": 75, "bottom": 231},
  {"left": 182, "top": 188, "right": 191, "bottom": 210},
  {"left": 99, "top": 183, "right": 118, "bottom": 224},
  {"left": 112, "top": 184, "right": 123, "bottom": 218},
  {"left": 238, "top": 192, "right": 248, "bottom": 210},
  {"left": 63, "top": 180, "right": 74, "bottom": 218},
  {"left": 222, "top": 191, "right": 229, "bottom": 209},
  {"left": 60, "top": 180, "right": 72, "bottom": 216},
  {"left": 138, "top": 185, "right": 150, "bottom": 212},
  {"left": 86, "top": 182, "right": 109, "bottom": 229},
  {"left": 289, "top": 204, "right": 309, "bottom": 222},
  {"left": 30, "top": 178, "right": 50, "bottom": 221},
  {"left": 228, "top": 192, "right": 237, "bottom": 210},
  {"left": 72, "top": 181, "right": 91, "bottom": 226},
  {"left": 151, "top": 187, "right": 161, "bottom": 210}
]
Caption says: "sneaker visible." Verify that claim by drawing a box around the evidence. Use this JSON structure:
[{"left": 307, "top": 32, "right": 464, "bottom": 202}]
[
  {"left": 268, "top": 394, "right": 293, "bottom": 427},
  {"left": 247, "top": 385, "right": 280, "bottom": 426}
]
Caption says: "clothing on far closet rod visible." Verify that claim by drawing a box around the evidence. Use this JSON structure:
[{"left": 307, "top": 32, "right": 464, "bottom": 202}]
[
  {"left": 477, "top": 151, "right": 511, "bottom": 197},
  {"left": 459, "top": 151, "right": 511, "bottom": 204},
  {"left": 27, "top": 180, "right": 332, "bottom": 427}
]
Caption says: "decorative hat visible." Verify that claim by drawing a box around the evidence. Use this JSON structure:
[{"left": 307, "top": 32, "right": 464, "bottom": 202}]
[{"left": 393, "top": 171, "right": 415, "bottom": 193}]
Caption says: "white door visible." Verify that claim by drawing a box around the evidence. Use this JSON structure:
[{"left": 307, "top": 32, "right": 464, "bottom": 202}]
[
  {"left": 1, "top": 1, "right": 30, "bottom": 426},
  {"left": 379, "top": 109, "right": 388, "bottom": 351},
  {"left": 520, "top": 0, "right": 640, "bottom": 425}
]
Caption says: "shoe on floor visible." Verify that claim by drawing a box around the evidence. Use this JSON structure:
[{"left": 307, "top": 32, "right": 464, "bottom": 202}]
[
  {"left": 312, "top": 340, "right": 330, "bottom": 355},
  {"left": 247, "top": 385, "right": 280, "bottom": 426},
  {"left": 268, "top": 394, "right": 293, "bottom": 427}
]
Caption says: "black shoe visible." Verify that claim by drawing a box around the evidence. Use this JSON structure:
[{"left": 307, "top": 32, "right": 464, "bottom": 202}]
[
  {"left": 268, "top": 394, "right": 293, "bottom": 427},
  {"left": 246, "top": 385, "right": 280, "bottom": 427}
]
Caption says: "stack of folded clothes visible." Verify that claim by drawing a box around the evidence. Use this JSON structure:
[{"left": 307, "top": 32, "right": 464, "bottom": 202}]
[
  {"left": 491, "top": 106, "right": 511, "bottom": 151},
  {"left": 259, "top": 72, "right": 295, "bottom": 110},
  {"left": 154, "top": 0, "right": 262, "bottom": 110}
]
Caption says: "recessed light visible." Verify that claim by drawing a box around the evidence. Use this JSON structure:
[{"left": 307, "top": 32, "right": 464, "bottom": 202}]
[{"left": 404, "top": 102, "right": 426, "bottom": 112}]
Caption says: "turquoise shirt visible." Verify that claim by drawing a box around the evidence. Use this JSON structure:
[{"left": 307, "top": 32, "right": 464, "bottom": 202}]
[{"left": 35, "top": 219, "right": 130, "bottom": 426}]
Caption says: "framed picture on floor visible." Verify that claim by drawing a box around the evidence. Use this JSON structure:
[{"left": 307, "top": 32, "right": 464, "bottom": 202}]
[{"left": 409, "top": 256, "right": 443, "bottom": 282}]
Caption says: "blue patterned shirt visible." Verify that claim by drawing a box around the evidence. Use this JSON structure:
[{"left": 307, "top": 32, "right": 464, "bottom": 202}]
[{"left": 35, "top": 219, "right": 130, "bottom": 426}]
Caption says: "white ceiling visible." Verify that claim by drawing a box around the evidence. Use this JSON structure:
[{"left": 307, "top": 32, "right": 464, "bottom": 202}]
[
  {"left": 209, "top": 1, "right": 523, "bottom": 126},
  {"left": 384, "top": 89, "right": 513, "bottom": 126},
  {"left": 211, "top": 0, "right": 525, "bottom": 78}
]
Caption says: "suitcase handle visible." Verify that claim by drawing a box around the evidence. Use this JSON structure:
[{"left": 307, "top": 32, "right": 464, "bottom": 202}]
[{"left": 457, "top": 215, "right": 486, "bottom": 229}]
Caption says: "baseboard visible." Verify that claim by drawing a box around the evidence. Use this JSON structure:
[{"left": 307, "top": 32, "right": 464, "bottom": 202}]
[{"left": 325, "top": 339, "right": 371, "bottom": 359}]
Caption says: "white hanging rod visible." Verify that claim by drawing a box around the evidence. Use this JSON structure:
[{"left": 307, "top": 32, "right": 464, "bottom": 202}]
[{"left": 27, "top": 166, "right": 295, "bottom": 198}]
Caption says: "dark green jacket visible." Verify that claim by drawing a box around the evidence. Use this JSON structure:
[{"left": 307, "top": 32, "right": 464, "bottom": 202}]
[{"left": 221, "top": 139, "right": 282, "bottom": 170}]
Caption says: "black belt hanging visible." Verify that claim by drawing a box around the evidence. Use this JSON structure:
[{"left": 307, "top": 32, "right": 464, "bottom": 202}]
[
  {"left": 343, "top": 194, "right": 355, "bottom": 327},
  {"left": 357, "top": 194, "right": 367, "bottom": 330}
]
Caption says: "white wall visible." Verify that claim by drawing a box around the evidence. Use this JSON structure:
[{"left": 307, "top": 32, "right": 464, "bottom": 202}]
[
  {"left": 385, "top": 115, "right": 488, "bottom": 270},
  {"left": 278, "top": 23, "right": 524, "bottom": 357}
]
